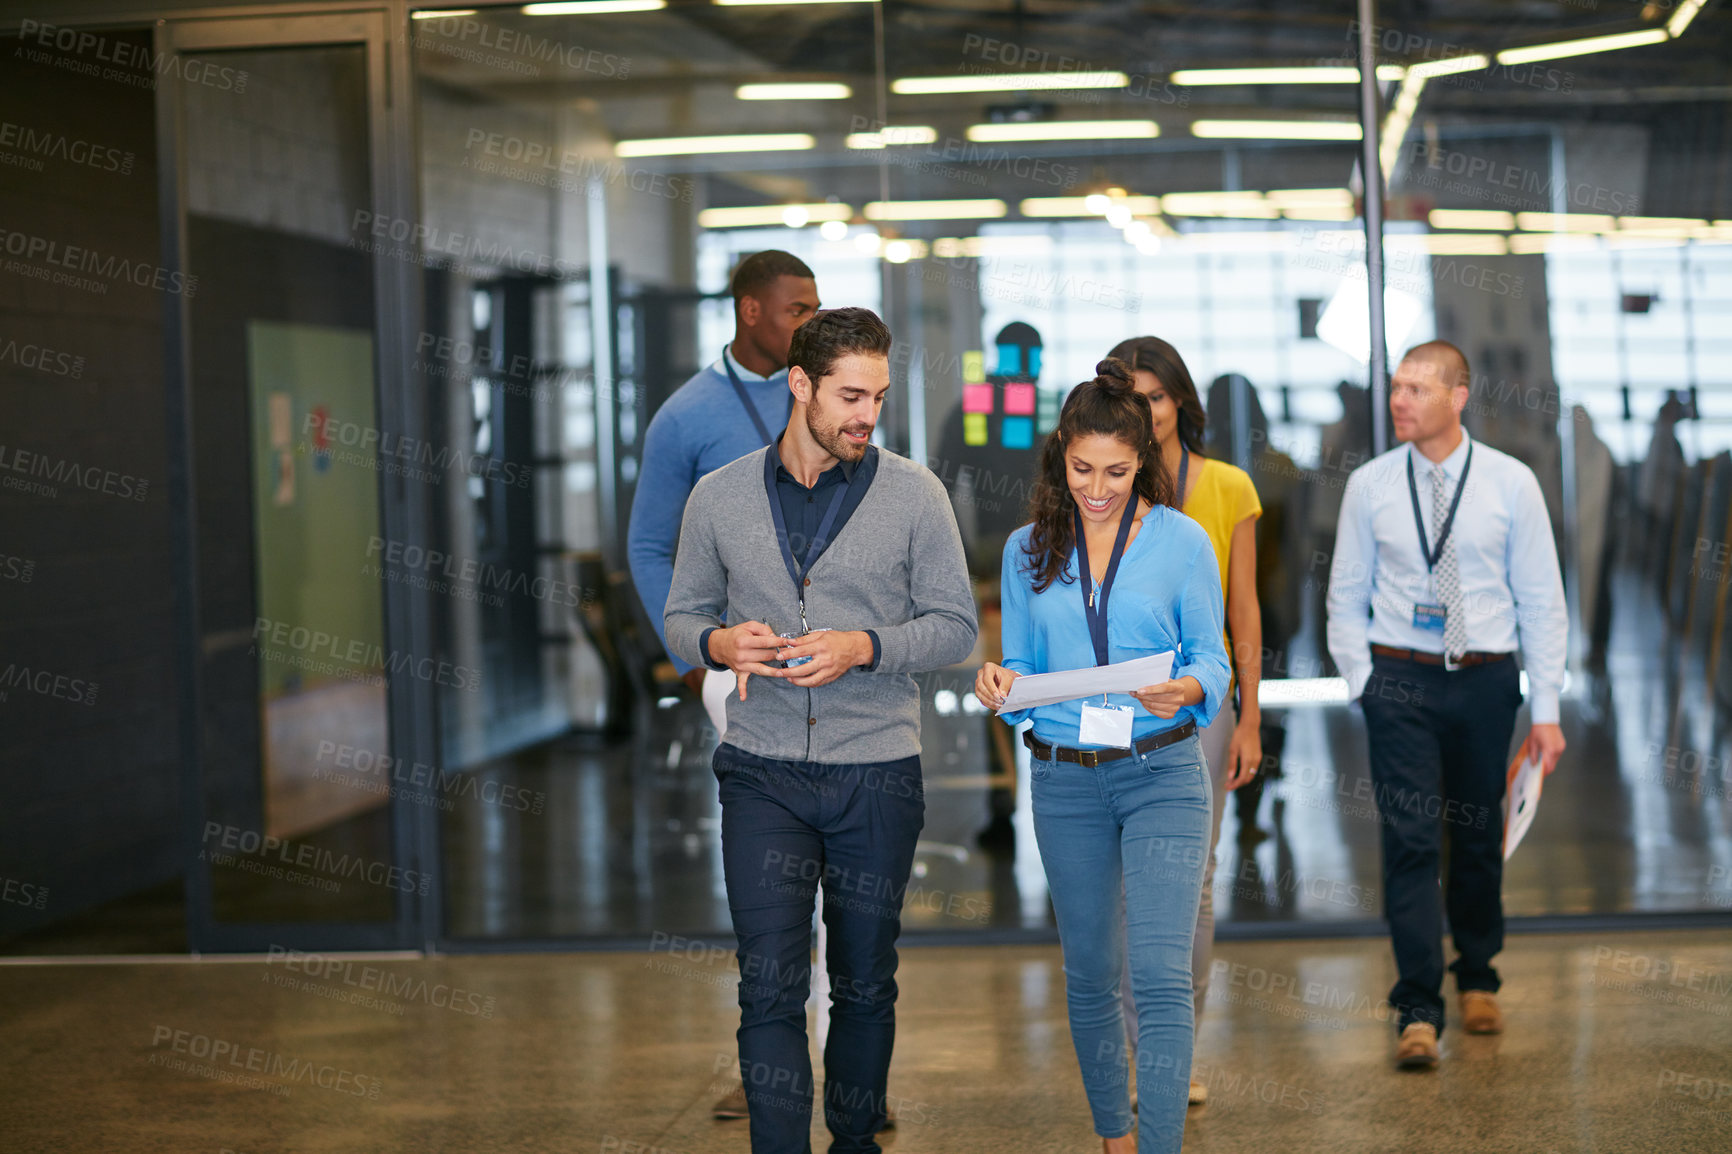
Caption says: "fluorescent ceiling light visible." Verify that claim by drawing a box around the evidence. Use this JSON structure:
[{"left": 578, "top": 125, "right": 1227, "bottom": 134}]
[
  {"left": 698, "top": 203, "right": 852, "bottom": 228},
  {"left": 736, "top": 83, "right": 851, "bottom": 100},
  {"left": 523, "top": 0, "right": 665, "bottom": 12},
  {"left": 865, "top": 199, "right": 1007, "bottom": 221},
  {"left": 1508, "top": 233, "right": 1598, "bottom": 254},
  {"left": 845, "top": 125, "right": 937, "bottom": 148},
  {"left": 413, "top": 8, "right": 477, "bottom": 17},
  {"left": 1191, "top": 120, "right": 1361, "bottom": 141},
  {"left": 891, "top": 72, "right": 1128, "bottom": 95},
  {"left": 966, "top": 120, "right": 1158, "bottom": 142},
  {"left": 1619, "top": 216, "right": 1708, "bottom": 231},
  {"left": 1430, "top": 209, "right": 1515, "bottom": 230},
  {"left": 1266, "top": 188, "right": 1354, "bottom": 206},
  {"left": 1669, "top": 0, "right": 1708, "bottom": 37},
  {"left": 1417, "top": 234, "right": 1510, "bottom": 256},
  {"left": 1019, "top": 195, "right": 1160, "bottom": 217},
  {"left": 1496, "top": 28, "right": 1669, "bottom": 66},
  {"left": 1162, "top": 191, "right": 1278, "bottom": 218},
  {"left": 1170, "top": 65, "right": 1405, "bottom": 85},
  {"left": 1177, "top": 232, "right": 1300, "bottom": 253},
  {"left": 1515, "top": 212, "right": 1616, "bottom": 233},
  {"left": 716, "top": 0, "right": 878, "bottom": 5},
  {"left": 615, "top": 133, "right": 814, "bottom": 157},
  {"left": 1407, "top": 53, "right": 1489, "bottom": 79},
  {"left": 932, "top": 235, "right": 1055, "bottom": 258},
  {"left": 1281, "top": 204, "right": 1357, "bottom": 221}
]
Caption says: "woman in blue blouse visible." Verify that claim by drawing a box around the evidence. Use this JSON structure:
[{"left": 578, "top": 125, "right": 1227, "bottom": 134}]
[{"left": 975, "top": 359, "right": 1229, "bottom": 1154}]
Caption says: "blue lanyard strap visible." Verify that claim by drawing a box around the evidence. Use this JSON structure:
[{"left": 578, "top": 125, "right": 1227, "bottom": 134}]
[
  {"left": 1073, "top": 495, "right": 1138, "bottom": 668},
  {"left": 1406, "top": 442, "right": 1474, "bottom": 572},
  {"left": 723, "top": 346, "right": 785, "bottom": 448},
  {"left": 763, "top": 447, "right": 850, "bottom": 598}
]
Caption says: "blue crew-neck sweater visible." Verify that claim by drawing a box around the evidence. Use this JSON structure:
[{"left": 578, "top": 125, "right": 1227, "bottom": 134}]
[{"left": 627, "top": 352, "right": 791, "bottom": 673}]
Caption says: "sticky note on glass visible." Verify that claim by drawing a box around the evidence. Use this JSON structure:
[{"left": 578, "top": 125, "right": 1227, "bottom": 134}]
[
  {"left": 1003, "top": 383, "right": 1035, "bottom": 415},
  {"left": 963, "top": 412, "right": 989, "bottom": 446},
  {"left": 963, "top": 383, "right": 994, "bottom": 413},
  {"left": 1001, "top": 416, "right": 1033, "bottom": 449},
  {"left": 963, "top": 350, "right": 985, "bottom": 383},
  {"left": 996, "top": 343, "right": 1022, "bottom": 376}
]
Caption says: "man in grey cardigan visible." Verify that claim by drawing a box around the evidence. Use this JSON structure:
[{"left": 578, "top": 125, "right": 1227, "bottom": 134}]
[{"left": 665, "top": 307, "right": 977, "bottom": 1154}]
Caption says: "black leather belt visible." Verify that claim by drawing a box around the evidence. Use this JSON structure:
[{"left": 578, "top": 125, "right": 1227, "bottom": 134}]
[
  {"left": 1370, "top": 644, "right": 1512, "bottom": 668},
  {"left": 1023, "top": 720, "right": 1197, "bottom": 768}
]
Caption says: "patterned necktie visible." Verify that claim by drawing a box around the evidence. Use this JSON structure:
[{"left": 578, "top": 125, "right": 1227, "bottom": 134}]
[{"left": 1432, "top": 465, "right": 1468, "bottom": 665}]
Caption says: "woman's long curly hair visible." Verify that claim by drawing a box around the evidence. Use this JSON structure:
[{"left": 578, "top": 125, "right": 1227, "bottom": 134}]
[
  {"left": 1020, "top": 358, "right": 1175, "bottom": 594},
  {"left": 1107, "top": 335, "right": 1208, "bottom": 456}
]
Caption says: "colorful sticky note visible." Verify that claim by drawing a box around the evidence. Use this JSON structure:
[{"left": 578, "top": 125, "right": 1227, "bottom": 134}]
[
  {"left": 963, "top": 350, "right": 985, "bottom": 383},
  {"left": 996, "top": 343, "right": 1022, "bottom": 377},
  {"left": 1003, "top": 383, "right": 1035, "bottom": 415},
  {"left": 1001, "top": 416, "right": 1034, "bottom": 450},
  {"left": 963, "top": 383, "right": 994, "bottom": 413},
  {"left": 963, "top": 412, "right": 989, "bottom": 446}
]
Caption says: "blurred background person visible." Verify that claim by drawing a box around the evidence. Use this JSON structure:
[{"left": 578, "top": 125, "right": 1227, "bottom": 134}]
[{"left": 1111, "top": 339, "right": 1262, "bottom": 1106}]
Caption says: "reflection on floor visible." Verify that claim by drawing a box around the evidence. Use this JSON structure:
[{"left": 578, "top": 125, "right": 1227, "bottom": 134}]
[
  {"left": 442, "top": 647, "right": 1732, "bottom": 942},
  {"left": 4, "top": 931, "right": 1730, "bottom": 1152}
]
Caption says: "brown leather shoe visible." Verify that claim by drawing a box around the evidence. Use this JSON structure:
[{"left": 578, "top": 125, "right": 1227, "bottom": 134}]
[
  {"left": 1396, "top": 1022, "right": 1439, "bottom": 1068},
  {"left": 713, "top": 1083, "right": 748, "bottom": 1119},
  {"left": 1462, "top": 990, "right": 1503, "bottom": 1035}
]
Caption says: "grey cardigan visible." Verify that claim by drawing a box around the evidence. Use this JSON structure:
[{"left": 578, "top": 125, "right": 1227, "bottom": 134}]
[{"left": 665, "top": 446, "right": 978, "bottom": 764}]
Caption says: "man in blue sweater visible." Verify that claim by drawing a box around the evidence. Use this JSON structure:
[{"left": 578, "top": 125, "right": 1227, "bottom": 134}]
[
  {"left": 627, "top": 250, "right": 819, "bottom": 1122},
  {"left": 628, "top": 250, "right": 820, "bottom": 719}
]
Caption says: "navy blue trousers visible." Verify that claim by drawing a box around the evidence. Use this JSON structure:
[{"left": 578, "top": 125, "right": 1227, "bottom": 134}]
[
  {"left": 1360, "top": 655, "right": 1521, "bottom": 1034},
  {"left": 713, "top": 743, "right": 924, "bottom": 1154}
]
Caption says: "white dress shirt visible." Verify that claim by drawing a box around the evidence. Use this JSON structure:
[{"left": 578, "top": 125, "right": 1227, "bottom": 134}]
[{"left": 1326, "top": 431, "right": 1569, "bottom": 724}]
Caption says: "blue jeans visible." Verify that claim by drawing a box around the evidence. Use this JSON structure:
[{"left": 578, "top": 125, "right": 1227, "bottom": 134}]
[
  {"left": 714, "top": 743, "right": 925, "bottom": 1154},
  {"left": 1031, "top": 732, "right": 1211, "bottom": 1153}
]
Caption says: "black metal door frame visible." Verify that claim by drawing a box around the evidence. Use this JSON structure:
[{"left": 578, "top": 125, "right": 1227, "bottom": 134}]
[{"left": 155, "top": 4, "right": 438, "bottom": 954}]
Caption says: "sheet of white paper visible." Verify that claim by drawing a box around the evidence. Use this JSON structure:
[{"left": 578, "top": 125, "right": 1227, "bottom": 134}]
[
  {"left": 1078, "top": 702, "right": 1135, "bottom": 747},
  {"left": 1503, "top": 753, "right": 1543, "bottom": 861},
  {"left": 998, "top": 651, "right": 1176, "bottom": 714}
]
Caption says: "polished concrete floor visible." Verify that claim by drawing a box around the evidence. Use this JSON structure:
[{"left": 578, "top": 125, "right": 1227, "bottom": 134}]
[{"left": 3, "top": 930, "right": 1730, "bottom": 1152}]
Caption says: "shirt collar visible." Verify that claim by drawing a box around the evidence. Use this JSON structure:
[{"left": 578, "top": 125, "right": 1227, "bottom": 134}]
[
  {"left": 1411, "top": 429, "right": 1471, "bottom": 482},
  {"left": 775, "top": 450, "right": 859, "bottom": 488},
  {"left": 717, "top": 342, "right": 786, "bottom": 384}
]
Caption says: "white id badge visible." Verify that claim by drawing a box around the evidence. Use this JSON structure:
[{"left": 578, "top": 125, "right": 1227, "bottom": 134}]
[{"left": 1079, "top": 702, "right": 1135, "bottom": 747}]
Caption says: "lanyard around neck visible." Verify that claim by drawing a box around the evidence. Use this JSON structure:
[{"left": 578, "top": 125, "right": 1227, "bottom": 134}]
[
  {"left": 764, "top": 446, "right": 850, "bottom": 599},
  {"left": 1406, "top": 441, "right": 1474, "bottom": 572},
  {"left": 1074, "top": 495, "right": 1138, "bottom": 668},
  {"left": 723, "top": 345, "right": 785, "bottom": 448},
  {"left": 1176, "top": 443, "right": 1190, "bottom": 506}
]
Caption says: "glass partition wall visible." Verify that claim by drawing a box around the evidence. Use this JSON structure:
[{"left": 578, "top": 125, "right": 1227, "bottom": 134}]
[{"left": 406, "top": 0, "right": 1732, "bottom": 945}]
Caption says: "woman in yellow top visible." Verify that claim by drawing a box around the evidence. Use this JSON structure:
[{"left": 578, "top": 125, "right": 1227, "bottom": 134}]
[{"left": 1107, "top": 335, "right": 1262, "bottom": 1107}]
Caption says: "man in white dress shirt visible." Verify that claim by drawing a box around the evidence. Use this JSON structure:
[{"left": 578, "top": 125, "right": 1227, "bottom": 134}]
[{"left": 1327, "top": 341, "right": 1568, "bottom": 1069}]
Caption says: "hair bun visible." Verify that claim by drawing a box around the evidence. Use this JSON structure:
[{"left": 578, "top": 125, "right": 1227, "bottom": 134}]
[{"left": 1094, "top": 357, "right": 1134, "bottom": 387}]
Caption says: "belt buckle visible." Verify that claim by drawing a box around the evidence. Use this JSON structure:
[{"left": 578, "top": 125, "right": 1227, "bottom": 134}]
[
  {"left": 1444, "top": 651, "right": 1462, "bottom": 672},
  {"left": 1077, "top": 749, "right": 1100, "bottom": 768}
]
